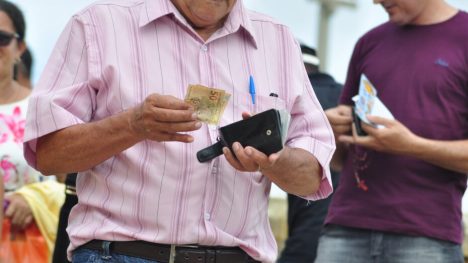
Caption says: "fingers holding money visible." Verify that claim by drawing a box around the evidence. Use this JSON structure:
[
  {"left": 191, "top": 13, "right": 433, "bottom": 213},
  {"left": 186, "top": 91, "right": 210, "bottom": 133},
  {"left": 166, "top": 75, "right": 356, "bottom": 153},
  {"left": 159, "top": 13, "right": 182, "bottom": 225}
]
[
  {"left": 185, "top": 85, "right": 231, "bottom": 125},
  {"left": 129, "top": 93, "right": 202, "bottom": 142},
  {"left": 148, "top": 93, "right": 193, "bottom": 110}
]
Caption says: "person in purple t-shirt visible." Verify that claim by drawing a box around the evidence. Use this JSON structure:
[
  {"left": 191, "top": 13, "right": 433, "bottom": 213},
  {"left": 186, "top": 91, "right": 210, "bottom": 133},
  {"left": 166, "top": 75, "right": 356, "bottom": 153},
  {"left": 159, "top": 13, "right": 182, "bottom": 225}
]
[{"left": 316, "top": 0, "right": 468, "bottom": 262}]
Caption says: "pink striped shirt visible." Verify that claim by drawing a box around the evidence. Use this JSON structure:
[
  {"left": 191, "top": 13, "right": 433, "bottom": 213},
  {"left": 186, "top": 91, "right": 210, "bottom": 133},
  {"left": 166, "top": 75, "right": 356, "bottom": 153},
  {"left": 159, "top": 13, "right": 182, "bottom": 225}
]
[{"left": 24, "top": 0, "right": 334, "bottom": 262}]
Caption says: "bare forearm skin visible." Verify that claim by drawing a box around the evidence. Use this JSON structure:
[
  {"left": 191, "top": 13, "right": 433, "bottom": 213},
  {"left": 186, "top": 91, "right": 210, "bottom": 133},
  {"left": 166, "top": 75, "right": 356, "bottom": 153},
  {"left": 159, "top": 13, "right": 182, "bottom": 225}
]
[
  {"left": 408, "top": 137, "right": 468, "bottom": 174},
  {"left": 263, "top": 147, "right": 322, "bottom": 197},
  {"left": 36, "top": 110, "right": 140, "bottom": 175}
]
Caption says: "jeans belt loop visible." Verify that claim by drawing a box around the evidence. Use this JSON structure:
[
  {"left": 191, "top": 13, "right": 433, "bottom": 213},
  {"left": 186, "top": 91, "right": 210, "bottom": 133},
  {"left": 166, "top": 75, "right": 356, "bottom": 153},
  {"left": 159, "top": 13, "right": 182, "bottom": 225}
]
[
  {"left": 169, "top": 244, "right": 176, "bottom": 263},
  {"left": 101, "top": 241, "right": 112, "bottom": 260}
]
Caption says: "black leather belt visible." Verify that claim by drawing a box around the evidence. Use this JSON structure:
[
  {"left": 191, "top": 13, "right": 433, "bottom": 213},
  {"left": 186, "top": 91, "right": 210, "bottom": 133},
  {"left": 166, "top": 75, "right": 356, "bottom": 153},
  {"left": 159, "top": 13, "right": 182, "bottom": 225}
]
[{"left": 79, "top": 240, "right": 260, "bottom": 263}]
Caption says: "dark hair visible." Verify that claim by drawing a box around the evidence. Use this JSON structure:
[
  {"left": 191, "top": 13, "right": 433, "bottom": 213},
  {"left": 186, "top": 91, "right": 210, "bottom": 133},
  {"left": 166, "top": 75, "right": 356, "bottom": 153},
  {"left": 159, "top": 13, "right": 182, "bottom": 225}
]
[
  {"left": 0, "top": 0, "right": 25, "bottom": 42},
  {"left": 300, "top": 44, "right": 317, "bottom": 57},
  {"left": 19, "top": 47, "right": 33, "bottom": 77}
]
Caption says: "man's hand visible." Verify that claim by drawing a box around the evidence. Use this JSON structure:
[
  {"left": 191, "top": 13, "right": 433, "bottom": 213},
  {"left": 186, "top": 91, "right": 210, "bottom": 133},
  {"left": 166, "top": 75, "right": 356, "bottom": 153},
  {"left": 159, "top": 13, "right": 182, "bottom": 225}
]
[
  {"left": 221, "top": 112, "right": 322, "bottom": 196},
  {"left": 128, "top": 93, "right": 202, "bottom": 143},
  {"left": 325, "top": 105, "right": 353, "bottom": 139},
  {"left": 222, "top": 142, "right": 280, "bottom": 173},
  {"left": 222, "top": 111, "right": 280, "bottom": 172},
  {"left": 339, "top": 115, "right": 418, "bottom": 155},
  {"left": 4, "top": 194, "right": 33, "bottom": 230},
  {"left": 325, "top": 105, "right": 353, "bottom": 172}
]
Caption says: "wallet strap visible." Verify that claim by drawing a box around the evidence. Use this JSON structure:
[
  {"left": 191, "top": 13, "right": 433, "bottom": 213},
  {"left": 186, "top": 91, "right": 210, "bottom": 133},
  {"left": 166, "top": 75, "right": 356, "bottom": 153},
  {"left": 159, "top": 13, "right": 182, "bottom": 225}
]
[{"left": 197, "top": 141, "right": 224, "bottom": 163}]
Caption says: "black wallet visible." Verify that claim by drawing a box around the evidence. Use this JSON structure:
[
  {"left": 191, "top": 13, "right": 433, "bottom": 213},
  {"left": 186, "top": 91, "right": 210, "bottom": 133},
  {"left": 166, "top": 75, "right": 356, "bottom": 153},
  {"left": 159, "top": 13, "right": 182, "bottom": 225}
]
[
  {"left": 197, "top": 109, "right": 285, "bottom": 163},
  {"left": 352, "top": 106, "right": 367, "bottom": 136}
]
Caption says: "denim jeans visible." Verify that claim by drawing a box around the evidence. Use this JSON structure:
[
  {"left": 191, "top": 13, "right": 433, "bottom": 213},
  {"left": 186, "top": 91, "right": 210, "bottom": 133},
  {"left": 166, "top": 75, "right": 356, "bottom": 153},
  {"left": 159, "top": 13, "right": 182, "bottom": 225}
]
[
  {"left": 315, "top": 225, "right": 464, "bottom": 263},
  {"left": 72, "top": 248, "right": 160, "bottom": 263}
]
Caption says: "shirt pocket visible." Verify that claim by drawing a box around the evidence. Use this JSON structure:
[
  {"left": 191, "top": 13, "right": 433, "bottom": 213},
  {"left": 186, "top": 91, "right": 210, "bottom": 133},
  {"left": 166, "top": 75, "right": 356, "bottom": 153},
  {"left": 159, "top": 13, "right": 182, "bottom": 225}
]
[{"left": 234, "top": 91, "right": 287, "bottom": 114}]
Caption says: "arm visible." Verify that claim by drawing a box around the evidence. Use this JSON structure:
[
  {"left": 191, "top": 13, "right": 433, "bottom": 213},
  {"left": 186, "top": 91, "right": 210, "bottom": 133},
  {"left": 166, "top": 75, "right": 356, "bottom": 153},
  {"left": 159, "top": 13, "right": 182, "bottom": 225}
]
[
  {"left": 330, "top": 143, "right": 349, "bottom": 173},
  {"left": 36, "top": 94, "right": 200, "bottom": 175},
  {"left": 222, "top": 112, "right": 330, "bottom": 197},
  {"left": 324, "top": 105, "right": 353, "bottom": 172},
  {"left": 339, "top": 115, "right": 468, "bottom": 174},
  {"left": 411, "top": 138, "right": 468, "bottom": 173},
  {"left": 4, "top": 193, "right": 33, "bottom": 230},
  {"left": 223, "top": 144, "right": 321, "bottom": 197}
]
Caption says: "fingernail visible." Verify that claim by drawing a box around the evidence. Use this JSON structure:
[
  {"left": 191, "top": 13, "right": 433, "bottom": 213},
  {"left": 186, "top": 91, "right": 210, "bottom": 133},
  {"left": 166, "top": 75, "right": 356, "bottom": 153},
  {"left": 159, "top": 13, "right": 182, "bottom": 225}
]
[
  {"left": 233, "top": 142, "right": 239, "bottom": 150},
  {"left": 223, "top": 147, "right": 229, "bottom": 154},
  {"left": 195, "top": 122, "right": 202, "bottom": 128},
  {"left": 192, "top": 113, "right": 198, "bottom": 119}
]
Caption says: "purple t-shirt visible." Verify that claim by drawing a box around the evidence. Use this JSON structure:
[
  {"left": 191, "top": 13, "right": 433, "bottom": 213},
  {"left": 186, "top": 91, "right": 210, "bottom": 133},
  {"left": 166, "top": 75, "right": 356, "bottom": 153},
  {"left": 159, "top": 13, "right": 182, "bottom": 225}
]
[{"left": 326, "top": 11, "right": 468, "bottom": 244}]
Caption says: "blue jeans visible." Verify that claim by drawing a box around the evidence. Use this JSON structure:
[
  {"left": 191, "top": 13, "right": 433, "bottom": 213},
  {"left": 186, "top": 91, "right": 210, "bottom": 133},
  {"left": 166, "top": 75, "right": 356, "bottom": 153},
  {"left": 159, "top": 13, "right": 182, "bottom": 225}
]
[
  {"left": 72, "top": 248, "right": 160, "bottom": 263},
  {"left": 315, "top": 225, "right": 464, "bottom": 263}
]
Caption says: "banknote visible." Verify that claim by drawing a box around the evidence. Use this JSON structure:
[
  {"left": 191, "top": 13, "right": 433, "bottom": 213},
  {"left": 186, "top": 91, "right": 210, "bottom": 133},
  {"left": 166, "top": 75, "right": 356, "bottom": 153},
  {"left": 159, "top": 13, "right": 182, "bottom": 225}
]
[
  {"left": 185, "top": 85, "right": 231, "bottom": 125},
  {"left": 216, "top": 92, "right": 231, "bottom": 123}
]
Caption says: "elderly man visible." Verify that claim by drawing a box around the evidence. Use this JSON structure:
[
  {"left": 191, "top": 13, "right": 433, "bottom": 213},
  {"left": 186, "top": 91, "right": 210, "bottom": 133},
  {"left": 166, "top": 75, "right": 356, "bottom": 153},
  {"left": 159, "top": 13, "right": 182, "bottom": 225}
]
[
  {"left": 316, "top": 0, "right": 468, "bottom": 262},
  {"left": 24, "top": 0, "right": 335, "bottom": 262}
]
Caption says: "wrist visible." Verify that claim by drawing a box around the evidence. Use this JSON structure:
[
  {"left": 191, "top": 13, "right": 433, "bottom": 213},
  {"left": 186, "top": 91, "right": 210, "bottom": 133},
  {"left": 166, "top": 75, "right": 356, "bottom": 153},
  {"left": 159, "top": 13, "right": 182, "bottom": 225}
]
[{"left": 125, "top": 106, "right": 145, "bottom": 141}]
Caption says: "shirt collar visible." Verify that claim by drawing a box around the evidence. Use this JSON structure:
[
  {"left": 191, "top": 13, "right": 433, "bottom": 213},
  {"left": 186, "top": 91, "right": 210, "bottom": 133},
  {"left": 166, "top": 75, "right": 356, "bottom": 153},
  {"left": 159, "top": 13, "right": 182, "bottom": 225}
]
[
  {"left": 139, "top": 0, "right": 258, "bottom": 48},
  {"left": 139, "top": 0, "right": 173, "bottom": 27}
]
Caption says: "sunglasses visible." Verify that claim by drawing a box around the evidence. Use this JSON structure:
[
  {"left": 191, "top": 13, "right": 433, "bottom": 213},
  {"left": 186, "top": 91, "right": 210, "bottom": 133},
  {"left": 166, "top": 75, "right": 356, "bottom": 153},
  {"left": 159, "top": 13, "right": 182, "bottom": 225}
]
[{"left": 0, "top": 30, "right": 19, "bottom": 47}]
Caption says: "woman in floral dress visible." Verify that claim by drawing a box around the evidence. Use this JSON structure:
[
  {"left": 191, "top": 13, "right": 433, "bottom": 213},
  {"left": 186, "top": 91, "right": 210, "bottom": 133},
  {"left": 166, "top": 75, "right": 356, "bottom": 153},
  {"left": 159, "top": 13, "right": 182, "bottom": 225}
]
[{"left": 0, "top": 0, "right": 43, "bottom": 233}]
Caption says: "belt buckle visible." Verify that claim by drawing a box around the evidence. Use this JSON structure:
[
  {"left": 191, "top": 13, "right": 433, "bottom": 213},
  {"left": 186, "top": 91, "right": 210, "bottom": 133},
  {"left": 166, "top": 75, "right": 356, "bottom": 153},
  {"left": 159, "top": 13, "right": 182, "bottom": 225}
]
[{"left": 169, "top": 244, "right": 176, "bottom": 263}]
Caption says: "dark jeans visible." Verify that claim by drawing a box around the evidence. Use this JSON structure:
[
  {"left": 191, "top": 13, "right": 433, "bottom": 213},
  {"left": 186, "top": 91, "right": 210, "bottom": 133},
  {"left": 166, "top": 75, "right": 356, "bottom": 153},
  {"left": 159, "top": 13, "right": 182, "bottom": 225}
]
[
  {"left": 315, "top": 225, "right": 464, "bottom": 263},
  {"left": 73, "top": 248, "right": 159, "bottom": 263},
  {"left": 278, "top": 171, "right": 340, "bottom": 263}
]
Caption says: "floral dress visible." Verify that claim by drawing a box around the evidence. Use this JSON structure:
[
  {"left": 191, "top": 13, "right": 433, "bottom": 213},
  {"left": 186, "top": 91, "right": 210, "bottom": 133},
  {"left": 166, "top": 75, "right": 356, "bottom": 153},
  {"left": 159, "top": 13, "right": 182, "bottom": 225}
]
[{"left": 0, "top": 97, "right": 41, "bottom": 191}]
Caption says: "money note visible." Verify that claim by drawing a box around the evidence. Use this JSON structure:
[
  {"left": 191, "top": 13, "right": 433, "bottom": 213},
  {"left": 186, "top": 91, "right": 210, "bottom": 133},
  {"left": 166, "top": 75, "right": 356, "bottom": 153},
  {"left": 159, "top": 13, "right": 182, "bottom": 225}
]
[
  {"left": 216, "top": 92, "right": 231, "bottom": 123},
  {"left": 185, "top": 85, "right": 231, "bottom": 125}
]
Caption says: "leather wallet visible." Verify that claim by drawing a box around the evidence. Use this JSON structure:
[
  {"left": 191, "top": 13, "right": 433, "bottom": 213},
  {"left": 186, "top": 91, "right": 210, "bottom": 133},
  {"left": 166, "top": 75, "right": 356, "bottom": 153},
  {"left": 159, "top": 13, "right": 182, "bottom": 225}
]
[{"left": 197, "top": 109, "right": 286, "bottom": 163}]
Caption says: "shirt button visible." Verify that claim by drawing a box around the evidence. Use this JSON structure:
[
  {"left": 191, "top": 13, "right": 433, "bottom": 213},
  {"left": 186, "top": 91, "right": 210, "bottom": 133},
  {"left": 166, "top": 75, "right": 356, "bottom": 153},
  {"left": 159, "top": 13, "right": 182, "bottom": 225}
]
[
  {"left": 204, "top": 213, "right": 211, "bottom": 220},
  {"left": 201, "top": 45, "right": 208, "bottom": 52}
]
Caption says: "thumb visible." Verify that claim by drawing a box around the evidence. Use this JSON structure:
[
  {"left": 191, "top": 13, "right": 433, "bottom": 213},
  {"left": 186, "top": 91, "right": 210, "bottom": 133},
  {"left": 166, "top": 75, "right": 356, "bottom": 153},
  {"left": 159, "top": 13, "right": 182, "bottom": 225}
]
[{"left": 367, "top": 115, "right": 393, "bottom": 127}]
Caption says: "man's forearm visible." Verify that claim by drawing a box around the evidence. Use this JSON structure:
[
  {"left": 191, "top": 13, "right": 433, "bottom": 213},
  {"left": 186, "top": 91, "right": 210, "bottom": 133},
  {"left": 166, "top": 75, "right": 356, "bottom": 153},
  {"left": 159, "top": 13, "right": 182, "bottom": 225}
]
[
  {"left": 263, "top": 147, "right": 322, "bottom": 197},
  {"left": 36, "top": 110, "right": 140, "bottom": 175},
  {"left": 409, "top": 138, "right": 468, "bottom": 174},
  {"left": 330, "top": 142, "right": 348, "bottom": 173}
]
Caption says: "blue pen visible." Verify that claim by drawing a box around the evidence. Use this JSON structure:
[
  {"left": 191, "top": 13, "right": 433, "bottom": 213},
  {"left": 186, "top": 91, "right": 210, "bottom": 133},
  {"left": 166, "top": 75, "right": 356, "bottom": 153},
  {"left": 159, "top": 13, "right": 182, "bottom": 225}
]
[{"left": 249, "top": 75, "right": 256, "bottom": 106}]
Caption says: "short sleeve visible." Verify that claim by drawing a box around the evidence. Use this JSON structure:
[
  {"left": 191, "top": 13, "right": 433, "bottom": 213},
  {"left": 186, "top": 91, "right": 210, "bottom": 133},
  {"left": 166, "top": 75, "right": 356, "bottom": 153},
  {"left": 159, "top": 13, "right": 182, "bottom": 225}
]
[{"left": 24, "top": 13, "right": 100, "bottom": 168}]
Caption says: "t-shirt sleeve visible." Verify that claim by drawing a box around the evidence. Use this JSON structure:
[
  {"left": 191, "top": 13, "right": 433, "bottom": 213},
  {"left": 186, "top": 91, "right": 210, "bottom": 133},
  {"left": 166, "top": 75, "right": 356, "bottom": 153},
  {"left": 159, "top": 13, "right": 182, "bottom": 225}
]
[{"left": 23, "top": 14, "right": 100, "bottom": 168}]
